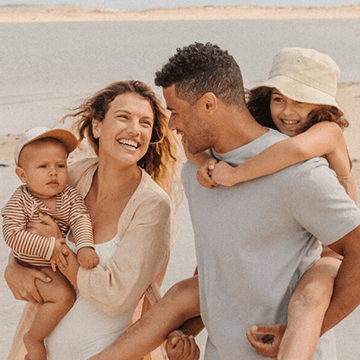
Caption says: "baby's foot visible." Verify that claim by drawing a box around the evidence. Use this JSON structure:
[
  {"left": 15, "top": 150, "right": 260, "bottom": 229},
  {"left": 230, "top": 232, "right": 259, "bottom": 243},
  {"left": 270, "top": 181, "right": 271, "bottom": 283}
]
[{"left": 23, "top": 332, "right": 47, "bottom": 360}]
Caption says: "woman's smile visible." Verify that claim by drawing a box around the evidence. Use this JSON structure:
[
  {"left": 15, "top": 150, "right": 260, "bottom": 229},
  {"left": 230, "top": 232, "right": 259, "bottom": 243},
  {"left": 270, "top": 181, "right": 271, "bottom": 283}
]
[{"left": 117, "top": 138, "right": 140, "bottom": 151}]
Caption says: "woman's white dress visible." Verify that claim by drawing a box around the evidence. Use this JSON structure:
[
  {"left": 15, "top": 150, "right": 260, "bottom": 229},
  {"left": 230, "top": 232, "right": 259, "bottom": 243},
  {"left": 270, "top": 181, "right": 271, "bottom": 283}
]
[{"left": 45, "top": 235, "right": 136, "bottom": 360}]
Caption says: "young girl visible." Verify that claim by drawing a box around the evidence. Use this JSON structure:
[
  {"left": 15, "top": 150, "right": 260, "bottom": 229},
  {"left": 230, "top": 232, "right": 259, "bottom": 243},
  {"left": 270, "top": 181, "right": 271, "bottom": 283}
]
[{"left": 90, "top": 48, "right": 357, "bottom": 360}]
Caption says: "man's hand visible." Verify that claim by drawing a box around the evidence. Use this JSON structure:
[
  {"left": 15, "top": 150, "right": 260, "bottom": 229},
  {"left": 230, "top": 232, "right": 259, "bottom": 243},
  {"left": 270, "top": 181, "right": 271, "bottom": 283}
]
[
  {"left": 196, "top": 158, "right": 218, "bottom": 189},
  {"left": 246, "top": 324, "right": 286, "bottom": 359},
  {"left": 77, "top": 247, "right": 99, "bottom": 269},
  {"left": 166, "top": 330, "right": 200, "bottom": 360}
]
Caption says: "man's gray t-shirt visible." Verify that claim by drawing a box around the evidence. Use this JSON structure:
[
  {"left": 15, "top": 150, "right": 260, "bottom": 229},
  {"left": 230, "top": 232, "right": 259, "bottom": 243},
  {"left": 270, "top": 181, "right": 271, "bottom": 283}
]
[{"left": 182, "top": 129, "right": 360, "bottom": 360}]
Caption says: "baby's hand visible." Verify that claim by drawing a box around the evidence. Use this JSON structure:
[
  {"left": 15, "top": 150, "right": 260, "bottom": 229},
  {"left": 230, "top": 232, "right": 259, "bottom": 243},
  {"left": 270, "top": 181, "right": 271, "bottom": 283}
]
[
  {"left": 246, "top": 324, "right": 286, "bottom": 359},
  {"left": 209, "top": 161, "right": 237, "bottom": 187},
  {"left": 196, "top": 158, "right": 218, "bottom": 189},
  {"left": 166, "top": 330, "right": 200, "bottom": 360},
  {"left": 77, "top": 247, "right": 99, "bottom": 269}
]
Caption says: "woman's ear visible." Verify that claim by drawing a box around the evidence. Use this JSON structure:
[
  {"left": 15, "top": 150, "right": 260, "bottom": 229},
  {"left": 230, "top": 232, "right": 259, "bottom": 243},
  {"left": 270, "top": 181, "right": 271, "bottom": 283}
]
[
  {"left": 92, "top": 119, "right": 101, "bottom": 139},
  {"left": 15, "top": 166, "right": 27, "bottom": 183}
]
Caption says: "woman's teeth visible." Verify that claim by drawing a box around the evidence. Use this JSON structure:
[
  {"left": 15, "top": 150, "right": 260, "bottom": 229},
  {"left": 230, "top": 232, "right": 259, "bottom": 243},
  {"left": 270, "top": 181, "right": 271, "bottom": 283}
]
[{"left": 119, "top": 139, "right": 138, "bottom": 148}]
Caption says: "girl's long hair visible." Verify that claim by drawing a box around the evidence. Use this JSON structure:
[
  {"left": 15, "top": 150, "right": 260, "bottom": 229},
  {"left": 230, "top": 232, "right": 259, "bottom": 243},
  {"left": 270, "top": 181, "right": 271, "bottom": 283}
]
[{"left": 246, "top": 87, "right": 349, "bottom": 134}]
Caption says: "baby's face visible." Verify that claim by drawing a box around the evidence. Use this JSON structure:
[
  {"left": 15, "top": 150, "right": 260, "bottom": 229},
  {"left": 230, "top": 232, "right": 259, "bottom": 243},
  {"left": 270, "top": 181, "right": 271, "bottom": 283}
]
[{"left": 17, "top": 138, "right": 69, "bottom": 200}]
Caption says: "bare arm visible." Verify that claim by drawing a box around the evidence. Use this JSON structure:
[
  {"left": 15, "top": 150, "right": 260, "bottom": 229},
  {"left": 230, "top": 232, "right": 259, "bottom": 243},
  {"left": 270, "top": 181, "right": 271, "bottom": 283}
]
[
  {"left": 4, "top": 213, "right": 64, "bottom": 303},
  {"left": 211, "top": 122, "right": 344, "bottom": 187},
  {"left": 322, "top": 225, "right": 360, "bottom": 335},
  {"left": 89, "top": 276, "right": 201, "bottom": 360},
  {"left": 4, "top": 252, "right": 51, "bottom": 304}
]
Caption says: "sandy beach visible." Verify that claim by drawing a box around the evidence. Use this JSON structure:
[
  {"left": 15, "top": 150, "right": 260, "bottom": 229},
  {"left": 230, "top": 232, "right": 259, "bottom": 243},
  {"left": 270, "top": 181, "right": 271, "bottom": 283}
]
[{"left": 0, "top": 4, "right": 360, "bottom": 23}]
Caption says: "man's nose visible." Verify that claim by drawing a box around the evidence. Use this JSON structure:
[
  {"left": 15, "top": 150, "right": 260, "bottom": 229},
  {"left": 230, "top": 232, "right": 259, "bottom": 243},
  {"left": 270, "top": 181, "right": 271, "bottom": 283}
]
[{"left": 168, "top": 115, "right": 176, "bottom": 131}]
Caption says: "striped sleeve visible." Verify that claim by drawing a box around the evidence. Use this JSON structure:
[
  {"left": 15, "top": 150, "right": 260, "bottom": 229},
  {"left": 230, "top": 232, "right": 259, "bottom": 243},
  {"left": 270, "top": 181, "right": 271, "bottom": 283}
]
[
  {"left": 64, "top": 186, "right": 94, "bottom": 250},
  {"left": 2, "top": 187, "right": 55, "bottom": 261}
]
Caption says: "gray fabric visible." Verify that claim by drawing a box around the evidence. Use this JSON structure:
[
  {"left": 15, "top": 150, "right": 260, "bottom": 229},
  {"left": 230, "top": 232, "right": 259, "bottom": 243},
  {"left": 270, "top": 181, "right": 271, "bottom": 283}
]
[{"left": 182, "top": 129, "right": 360, "bottom": 359}]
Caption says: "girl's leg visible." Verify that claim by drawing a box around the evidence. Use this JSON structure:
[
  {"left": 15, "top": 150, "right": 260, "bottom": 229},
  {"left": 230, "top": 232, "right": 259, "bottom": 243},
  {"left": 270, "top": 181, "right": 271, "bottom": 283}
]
[
  {"left": 90, "top": 275, "right": 201, "bottom": 360},
  {"left": 278, "top": 256, "right": 341, "bottom": 360},
  {"left": 23, "top": 267, "right": 75, "bottom": 360}
]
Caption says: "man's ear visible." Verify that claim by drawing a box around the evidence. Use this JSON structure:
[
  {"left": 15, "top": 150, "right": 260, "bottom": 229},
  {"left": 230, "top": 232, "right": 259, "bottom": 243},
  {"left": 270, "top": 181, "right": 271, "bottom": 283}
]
[
  {"left": 15, "top": 166, "right": 27, "bottom": 183},
  {"left": 199, "top": 92, "right": 218, "bottom": 114}
]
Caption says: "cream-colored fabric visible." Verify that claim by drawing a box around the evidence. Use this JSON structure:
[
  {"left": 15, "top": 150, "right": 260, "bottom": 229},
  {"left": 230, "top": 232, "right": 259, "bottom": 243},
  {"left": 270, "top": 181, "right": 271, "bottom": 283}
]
[
  {"left": 8, "top": 157, "right": 171, "bottom": 360},
  {"left": 252, "top": 47, "right": 343, "bottom": 110}
]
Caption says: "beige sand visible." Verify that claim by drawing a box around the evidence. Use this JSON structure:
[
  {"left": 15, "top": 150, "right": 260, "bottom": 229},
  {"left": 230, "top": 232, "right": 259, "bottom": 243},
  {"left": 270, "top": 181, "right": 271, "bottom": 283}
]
[{"left": 0, "top": 4, "right": 360, "bottom": 23}]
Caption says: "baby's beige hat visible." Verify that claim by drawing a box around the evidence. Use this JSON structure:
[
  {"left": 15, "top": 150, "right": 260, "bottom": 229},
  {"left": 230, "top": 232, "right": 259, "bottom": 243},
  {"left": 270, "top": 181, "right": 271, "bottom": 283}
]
[{"left": 14, "top": 126, "right": 78, "bottom": 165}]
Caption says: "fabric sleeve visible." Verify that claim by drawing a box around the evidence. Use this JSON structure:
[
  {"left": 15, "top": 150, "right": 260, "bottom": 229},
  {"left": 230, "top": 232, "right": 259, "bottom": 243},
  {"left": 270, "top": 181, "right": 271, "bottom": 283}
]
[
  {"left": 336, "top": 160, "right": 358, "bottom": 205},
  {"left": 289, "top": 158, "right": 360, "bottom": 245},
  {"left": 2, "top": 189, "right": 55, "bottom": 260},
  {"left": 66, "top": 187, "right": 94, "bottom": 250},
  {"left": 77, "top": 193, "right": 171, "bottom": 316}
]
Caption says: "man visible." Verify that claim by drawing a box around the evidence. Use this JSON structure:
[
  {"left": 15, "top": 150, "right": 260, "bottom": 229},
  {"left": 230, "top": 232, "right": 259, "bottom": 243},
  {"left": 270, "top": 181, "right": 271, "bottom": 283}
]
[{"left": 153, "top": 42, "right": 360, "bottom": 359}]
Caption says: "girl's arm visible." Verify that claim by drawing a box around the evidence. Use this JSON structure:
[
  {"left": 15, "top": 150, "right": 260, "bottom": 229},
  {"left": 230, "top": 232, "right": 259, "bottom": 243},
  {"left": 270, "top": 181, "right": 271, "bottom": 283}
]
[{"left": 210, "top": 122, "right": 347, "bottom": 187}]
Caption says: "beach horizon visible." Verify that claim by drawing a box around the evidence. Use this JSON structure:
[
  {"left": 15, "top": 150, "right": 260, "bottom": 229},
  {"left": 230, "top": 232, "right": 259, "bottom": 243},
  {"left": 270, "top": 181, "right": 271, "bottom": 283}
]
[{"left": 1, "top": 4, "right": 360, "bottom": 22}]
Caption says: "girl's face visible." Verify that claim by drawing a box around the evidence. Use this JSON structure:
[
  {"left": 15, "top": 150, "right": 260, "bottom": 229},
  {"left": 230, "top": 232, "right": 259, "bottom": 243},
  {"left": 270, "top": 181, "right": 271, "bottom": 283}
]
[
  {"left": 270, "top": 89, "right": 318, "bottom": 137},
  {"left": 93, "top": 93, "right": 154, "bottom": 167}
]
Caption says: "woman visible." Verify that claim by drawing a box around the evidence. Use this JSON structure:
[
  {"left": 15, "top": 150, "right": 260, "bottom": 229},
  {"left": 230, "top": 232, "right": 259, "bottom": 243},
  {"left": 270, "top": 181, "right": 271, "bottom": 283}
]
[{"left": 5, "top": 80, "right": 179, "bottom": 360}]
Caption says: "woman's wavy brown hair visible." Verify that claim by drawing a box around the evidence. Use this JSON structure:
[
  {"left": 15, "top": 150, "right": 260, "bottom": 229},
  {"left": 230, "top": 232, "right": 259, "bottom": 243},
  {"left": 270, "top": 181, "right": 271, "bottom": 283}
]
[
  {"left": 247, "top": 87, "right": 349, "bottom": 134},
  {"left": 63, "top": 80, "right": 179, "bottom": 196}
]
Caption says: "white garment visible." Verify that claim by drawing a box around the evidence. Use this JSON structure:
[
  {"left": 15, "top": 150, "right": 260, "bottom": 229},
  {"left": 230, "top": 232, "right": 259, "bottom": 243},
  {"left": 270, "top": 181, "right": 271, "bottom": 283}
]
[{"left": 45, "top": 235, "right": 136, "bottom": 360}]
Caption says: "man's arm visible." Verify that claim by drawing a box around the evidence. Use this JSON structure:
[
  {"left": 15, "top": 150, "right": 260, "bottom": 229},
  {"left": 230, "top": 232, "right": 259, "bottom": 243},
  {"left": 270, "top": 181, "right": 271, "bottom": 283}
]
[{"left": 321, "top": 224, "right": 360, "bottom": 334}]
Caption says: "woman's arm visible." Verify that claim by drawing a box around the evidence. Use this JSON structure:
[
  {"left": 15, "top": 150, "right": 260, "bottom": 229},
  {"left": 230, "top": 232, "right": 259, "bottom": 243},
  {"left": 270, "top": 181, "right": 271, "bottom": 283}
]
[
  {"left": 4, "top": 214, "right": 65, "bottom": 304},
  {"left": 77, "top": 194, "right": 172, "bottom": 317},
  {"left": 210, "top": 122, "right": 344, "bottom": 187},
  {"left": 4, "top": 252, "right": 51, "bottom": 304}
]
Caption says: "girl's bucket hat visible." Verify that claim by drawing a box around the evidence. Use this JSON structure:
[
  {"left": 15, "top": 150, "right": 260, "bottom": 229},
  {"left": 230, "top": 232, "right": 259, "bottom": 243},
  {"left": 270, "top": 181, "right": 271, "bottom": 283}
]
[{"left": 252, "top": 47, "right": 342, "bottom": 111}]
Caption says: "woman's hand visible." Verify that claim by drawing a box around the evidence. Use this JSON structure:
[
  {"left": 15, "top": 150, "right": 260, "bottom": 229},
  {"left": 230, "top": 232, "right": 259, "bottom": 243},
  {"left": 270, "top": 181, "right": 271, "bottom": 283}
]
[
  {"left": 246, "top": 324, "right": 286, "bottom": 359},
  {"left": 4, "top": 254, "right": 51, "bottom": 304},
  {"left": 26, "top": 212, "right": 62, "bottom": 238},
  {"left": 57, "top": 241, "right": 80, "bottom": 288}
]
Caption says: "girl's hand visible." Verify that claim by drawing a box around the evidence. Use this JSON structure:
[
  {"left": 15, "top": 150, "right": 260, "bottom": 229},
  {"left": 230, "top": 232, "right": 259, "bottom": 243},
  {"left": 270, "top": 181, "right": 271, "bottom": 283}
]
[
  {"left": 4, "top": 256, "right": 51, "bottom": 304},
  {"left": 209, "top": 161, "right": 238, "bottom": 187},
  {"left": 166, "top": 330, "right": 200, "bottom": 360},
  {"left": 196, "top": 158, "right": 219, "bottom": 189},
  {"left": 246, "top": 324, "right": 286, "bottom": 359}
]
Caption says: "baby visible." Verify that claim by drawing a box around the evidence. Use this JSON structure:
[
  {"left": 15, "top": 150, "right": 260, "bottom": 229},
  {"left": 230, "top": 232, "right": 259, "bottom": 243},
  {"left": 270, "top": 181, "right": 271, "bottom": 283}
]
[{"left": 2, "top": 126, "right": 99, "bottom": 360}]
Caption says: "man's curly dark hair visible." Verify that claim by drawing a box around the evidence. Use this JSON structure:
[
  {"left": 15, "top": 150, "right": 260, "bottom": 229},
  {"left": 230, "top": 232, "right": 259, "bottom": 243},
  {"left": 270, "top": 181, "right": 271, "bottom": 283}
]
[{"left": 155, "top": 42, "right": 245, "bottom": 105}]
